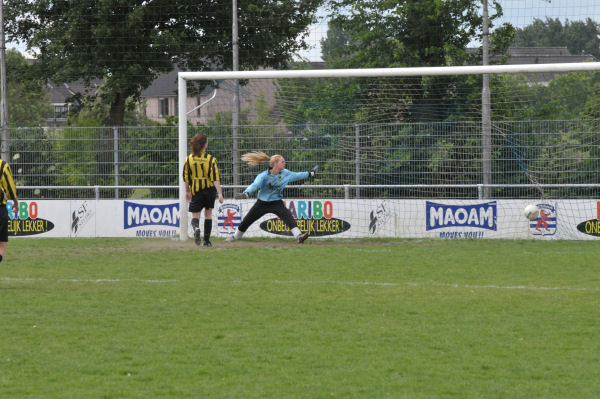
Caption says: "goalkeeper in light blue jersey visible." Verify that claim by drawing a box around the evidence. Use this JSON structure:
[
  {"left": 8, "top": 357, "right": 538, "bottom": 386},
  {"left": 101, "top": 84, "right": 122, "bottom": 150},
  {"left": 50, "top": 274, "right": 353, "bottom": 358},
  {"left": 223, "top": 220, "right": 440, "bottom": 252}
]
[
  {"left": 227, "top": 152, "right": 318, "bottom": 244},
  {"left": 243, "top": 167, "right": 308, "bottom": 202}
]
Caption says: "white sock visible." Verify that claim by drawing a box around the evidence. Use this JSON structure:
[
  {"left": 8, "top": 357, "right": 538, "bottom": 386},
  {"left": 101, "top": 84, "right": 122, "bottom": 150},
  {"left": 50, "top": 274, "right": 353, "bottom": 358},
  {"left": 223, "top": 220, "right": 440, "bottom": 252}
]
[
  {"left": 291, "top": 227, "right": 301, "bottom": 238},
  {"left": 234, "top": 230, "right": 244, "bottom": 240}
]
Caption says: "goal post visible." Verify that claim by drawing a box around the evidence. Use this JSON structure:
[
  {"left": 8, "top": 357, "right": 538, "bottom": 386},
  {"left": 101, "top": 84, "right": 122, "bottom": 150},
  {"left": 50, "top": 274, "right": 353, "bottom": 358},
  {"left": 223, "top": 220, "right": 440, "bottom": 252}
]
[{"left": 177, "top": 62, "right": 600, "bottom": 241}]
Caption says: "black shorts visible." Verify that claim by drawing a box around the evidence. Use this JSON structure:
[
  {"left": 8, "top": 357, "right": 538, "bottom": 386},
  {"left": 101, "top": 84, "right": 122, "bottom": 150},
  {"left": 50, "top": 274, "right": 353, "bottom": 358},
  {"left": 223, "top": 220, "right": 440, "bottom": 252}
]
[
  {"left": 0, "top": 206, "right": 8, "bottom": 242},
  {"left": 238, "top": 199, "right": 298, "bottom": 233},
  {"left": 189, "top": 187, "right": 217, "bottom": 213}
]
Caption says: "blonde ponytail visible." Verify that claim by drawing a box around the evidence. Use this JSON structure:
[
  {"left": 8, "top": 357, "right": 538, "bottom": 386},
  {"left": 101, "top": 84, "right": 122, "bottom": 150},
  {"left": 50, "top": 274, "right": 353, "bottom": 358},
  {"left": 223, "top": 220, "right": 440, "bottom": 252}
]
[{"left": 241, "top": 151, "right": 271, "bottom": 166}]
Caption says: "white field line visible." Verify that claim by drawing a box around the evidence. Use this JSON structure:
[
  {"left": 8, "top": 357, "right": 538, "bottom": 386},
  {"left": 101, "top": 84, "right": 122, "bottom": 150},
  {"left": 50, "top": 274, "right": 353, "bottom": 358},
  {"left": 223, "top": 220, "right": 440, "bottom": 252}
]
[
  {"left": 233, "top": 279, "right": 600, "bottom": 292},
  {"left": 3, "top": 277, "right": 598, "bottom": 292},
  {"left": 1, "top": 277, "right": 177, "bottom": 284}
]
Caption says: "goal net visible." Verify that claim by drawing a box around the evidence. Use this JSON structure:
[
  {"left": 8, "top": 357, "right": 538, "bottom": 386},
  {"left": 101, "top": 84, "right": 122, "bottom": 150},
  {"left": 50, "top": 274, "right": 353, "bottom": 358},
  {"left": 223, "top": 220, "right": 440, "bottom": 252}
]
[{"left": 178, "top": 63, "right": 600, "bottom": 241}]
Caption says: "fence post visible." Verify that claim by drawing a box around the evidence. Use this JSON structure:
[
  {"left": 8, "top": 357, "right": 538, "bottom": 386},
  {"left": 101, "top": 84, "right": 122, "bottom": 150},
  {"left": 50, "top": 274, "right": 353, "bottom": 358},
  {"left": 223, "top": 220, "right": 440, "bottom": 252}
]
[
  {"left": 481, "top": 0, "right": 492, "bottom": 199},
  {"left": 344, "top": 184, "right": 350, "bottom": 200},
  {"left": 477, "top": 184, "right": 483, "bottom": 200},
  {"left": 355, "top": 123, "right": 360, "bottom": 199},
  {"left": 113, "top": 127, "right": 119, "bottom": 199}
]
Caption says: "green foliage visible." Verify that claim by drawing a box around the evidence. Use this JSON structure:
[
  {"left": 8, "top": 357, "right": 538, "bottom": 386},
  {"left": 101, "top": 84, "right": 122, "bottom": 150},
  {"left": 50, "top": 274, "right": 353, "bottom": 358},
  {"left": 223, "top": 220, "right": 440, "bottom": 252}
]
[
  {"left": 326, "top": 0, "right": 494, "bottom": 69},
  {"left": 116, "top": 127, "right": 179, "bottom": 198},
  {"left": 491, "top": 71, "right": 600, "bottom": 120},
  {"left": 67, "top": 96, "right": 159, "bottom": 127},
  {"left": 4, "top": 49, "right": 52, "bottom": 127},
  {"left": 5, "top": 0, "right": 324, "bottom": 125},
  {"left": 320, "top": 24, "right": 351, "bottom": 63},
  {"left": 513, "top": 17, "right": 600, "bottom": 59},
  {"left": 279, "top": 1, "right": 513, "bottom": 125},
  {"left": 253, "top": 93, "right": 274, "bottom": 125},
  {"left": 51, "top": 128, "right": 112, "bottom": 188},
  {"left": 9, "top": 127, "right": 55, "bottom": 191}
]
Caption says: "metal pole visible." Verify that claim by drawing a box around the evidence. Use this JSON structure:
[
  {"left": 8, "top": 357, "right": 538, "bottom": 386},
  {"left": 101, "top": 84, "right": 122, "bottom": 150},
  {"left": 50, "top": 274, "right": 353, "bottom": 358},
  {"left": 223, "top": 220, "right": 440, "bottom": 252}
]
[
  {"left": 355, "top": 123, "right": 360, "bottom": 198},
  {"left": 113, "top": 127, "right": 119, "bottom": 199},
  {"left": 0, "top": 0, "right": 9, "bottom": 161},
  {"left": 481, "top": 0, "right": 492, "bottom": 199},
  {"left": 232, "top": 0, "right": 240, "bottom": 186},
  {"left": 178, "top": 76, "right": 188, "bottom": 240},
  {"left": 180, "top": 62, "right": 600, "bottom": 81}
]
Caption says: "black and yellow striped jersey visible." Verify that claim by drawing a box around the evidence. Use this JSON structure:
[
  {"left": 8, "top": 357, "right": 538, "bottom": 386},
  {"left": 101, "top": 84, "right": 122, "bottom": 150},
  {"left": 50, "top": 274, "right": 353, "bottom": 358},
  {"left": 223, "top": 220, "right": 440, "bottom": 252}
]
[
  {"left": 183, "top": 152, "right": 220, "bottom": 196},
  {"left": 0, "top": 159, "right": 17, "bottom": 206}
]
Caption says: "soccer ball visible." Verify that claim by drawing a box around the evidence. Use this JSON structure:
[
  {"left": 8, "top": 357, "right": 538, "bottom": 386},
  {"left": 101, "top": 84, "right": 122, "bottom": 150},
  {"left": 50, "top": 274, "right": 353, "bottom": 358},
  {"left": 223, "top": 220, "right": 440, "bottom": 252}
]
[{"left": 523, "top": 204, "right": 540, "bottom": 220}]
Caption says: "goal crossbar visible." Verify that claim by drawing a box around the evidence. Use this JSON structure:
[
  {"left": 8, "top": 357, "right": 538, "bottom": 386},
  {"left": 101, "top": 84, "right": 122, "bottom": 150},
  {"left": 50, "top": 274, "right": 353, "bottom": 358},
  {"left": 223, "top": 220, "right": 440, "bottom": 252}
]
[
  {"left": 177, "top": 62, "right": 600, "bottom": 240},
  {"left": 179, "top": 62, "right": 600, "bottom": 81}
]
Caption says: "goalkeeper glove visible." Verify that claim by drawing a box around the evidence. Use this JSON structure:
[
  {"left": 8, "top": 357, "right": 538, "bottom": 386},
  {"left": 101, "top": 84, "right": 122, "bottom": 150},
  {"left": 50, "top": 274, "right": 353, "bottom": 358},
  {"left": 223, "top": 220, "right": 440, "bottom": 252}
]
[
  {"left": 234, "top": 192, "right": 248, "bottom": 199},
  {"left": 309, "top": 165, "right": 319, "bottom": 178}
]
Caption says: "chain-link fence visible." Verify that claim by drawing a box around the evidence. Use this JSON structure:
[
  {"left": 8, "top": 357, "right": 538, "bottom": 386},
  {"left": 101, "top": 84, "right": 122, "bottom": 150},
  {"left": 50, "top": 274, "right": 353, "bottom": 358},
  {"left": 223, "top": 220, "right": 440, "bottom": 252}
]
[{"left": 7, "top": 120, "right": 600, "bottom": 200}]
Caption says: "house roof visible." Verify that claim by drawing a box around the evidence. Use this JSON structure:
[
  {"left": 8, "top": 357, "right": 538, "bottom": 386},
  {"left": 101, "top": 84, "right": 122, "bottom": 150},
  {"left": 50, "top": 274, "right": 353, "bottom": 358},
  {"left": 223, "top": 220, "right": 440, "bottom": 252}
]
[
  {"left": 504, "top": 46, "right": 595, "bottom": 64},
  {"left": 139, "top": 62, "right": 327, "bottom": 98},
  {"left": 47, "top": 79, "right": 103, "bottom": 104},
  {"left": 467, "top": 46, "right": 596, "bottom": 63},
  {"left": 140, "top": 69, "right": 180, "bottom": 98},
  {"left": 508, "top": 47, "right": 595, "bottom": 83},
  {"left": 140, "top": 66, "right": 227, "bottom": 98}
]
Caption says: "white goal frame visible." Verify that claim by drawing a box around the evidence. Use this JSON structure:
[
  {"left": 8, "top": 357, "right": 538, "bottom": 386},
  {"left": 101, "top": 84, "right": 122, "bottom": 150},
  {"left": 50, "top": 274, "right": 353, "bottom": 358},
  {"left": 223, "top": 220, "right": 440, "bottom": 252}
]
[{"left": 177, "top": 62, "right": 600, "bottom": 240}]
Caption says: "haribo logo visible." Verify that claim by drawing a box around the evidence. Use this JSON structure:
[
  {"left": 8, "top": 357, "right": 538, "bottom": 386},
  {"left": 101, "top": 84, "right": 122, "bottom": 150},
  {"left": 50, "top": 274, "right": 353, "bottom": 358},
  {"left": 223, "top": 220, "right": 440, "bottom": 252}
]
[
  {"left": 576, "top": 201, "right": 600, "bottom": 237},
  {"left": 7, "top": 201, "right": 55, "bottom": 236},
  {"left": 259, "top": 200, "right": 351, "bottom": 237}
]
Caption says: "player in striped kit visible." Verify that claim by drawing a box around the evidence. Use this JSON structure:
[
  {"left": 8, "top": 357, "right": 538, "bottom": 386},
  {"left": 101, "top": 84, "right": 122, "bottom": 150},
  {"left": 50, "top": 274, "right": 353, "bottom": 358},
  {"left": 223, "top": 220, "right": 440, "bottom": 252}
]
[
  {"left": 183, "top": 134, "right": 224, "bottom": 246},
  {"left": 0, "top": 157, "right": 19, "bottom": 262}
]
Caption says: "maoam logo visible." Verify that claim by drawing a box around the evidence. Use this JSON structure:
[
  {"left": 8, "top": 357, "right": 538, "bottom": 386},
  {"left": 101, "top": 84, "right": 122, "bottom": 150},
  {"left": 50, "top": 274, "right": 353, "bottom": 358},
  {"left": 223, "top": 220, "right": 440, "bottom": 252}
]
[
  {"left": 426, "top": 201, "right": 497, "bottom": 231},
  {"left": 576, "top": 201, "right": 600, "bottom": 237},
  {"left": 124, "top": 201, "right": 179, "bottom": 229}
]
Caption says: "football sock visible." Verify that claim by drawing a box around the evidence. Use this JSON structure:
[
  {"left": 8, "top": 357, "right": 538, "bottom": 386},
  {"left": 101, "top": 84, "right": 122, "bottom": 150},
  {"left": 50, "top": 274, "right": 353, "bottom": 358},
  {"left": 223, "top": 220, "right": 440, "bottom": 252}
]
[
  {"left": 291, "top": 227, "right": 301, "bottom": 238},
  {"left": 191, "top": 218, "right": 199, "bottom": 231},
  {"left": 204, "top": 219, "right": 212, "bottom": 242}
]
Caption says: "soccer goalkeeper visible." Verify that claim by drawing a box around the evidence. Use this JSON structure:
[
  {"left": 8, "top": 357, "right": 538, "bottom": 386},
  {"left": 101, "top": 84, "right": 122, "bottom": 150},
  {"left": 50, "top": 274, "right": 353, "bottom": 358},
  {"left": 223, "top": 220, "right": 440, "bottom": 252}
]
[{"left": 227, "top": 152, "right": 318, "bottom": 244}]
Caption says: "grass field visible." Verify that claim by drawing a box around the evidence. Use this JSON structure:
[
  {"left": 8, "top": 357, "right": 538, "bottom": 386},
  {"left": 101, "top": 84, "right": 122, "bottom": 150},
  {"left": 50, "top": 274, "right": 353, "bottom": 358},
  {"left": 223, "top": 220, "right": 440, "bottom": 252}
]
[{"left": 1, "top": 238, "right": 599, "bottom": 398}]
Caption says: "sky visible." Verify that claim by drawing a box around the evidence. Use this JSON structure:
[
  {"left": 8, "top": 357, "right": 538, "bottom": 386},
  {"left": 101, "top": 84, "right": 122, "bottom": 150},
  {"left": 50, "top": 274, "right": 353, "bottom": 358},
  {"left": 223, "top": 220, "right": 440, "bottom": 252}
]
[{"left": 297, "top": 0, "right": 600, "bottom": 62}]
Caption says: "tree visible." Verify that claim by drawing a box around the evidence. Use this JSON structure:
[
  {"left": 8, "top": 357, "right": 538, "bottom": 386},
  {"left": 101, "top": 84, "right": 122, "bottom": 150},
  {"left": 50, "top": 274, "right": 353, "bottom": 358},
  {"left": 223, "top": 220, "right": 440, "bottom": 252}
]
[
  {"left": 66, "top": 95, "right": 158, "bottom": 127},
  {"left": 320, "top": 24, "right": 351, "bottom": 63},
  {"left": 5, "top": 0, "right": 324, "bottom": 126},
  {"left": 326, "top": 0, "right": 494, "bottom": 69},
  {"left": 512, "top": 17, "right": 600, "bottom": 60},
  {"left": 278, "top": 1, "right": 513, "bottom": 124},
  {"left": 5, "top": 48, "right": 52, "bottom": 127}
]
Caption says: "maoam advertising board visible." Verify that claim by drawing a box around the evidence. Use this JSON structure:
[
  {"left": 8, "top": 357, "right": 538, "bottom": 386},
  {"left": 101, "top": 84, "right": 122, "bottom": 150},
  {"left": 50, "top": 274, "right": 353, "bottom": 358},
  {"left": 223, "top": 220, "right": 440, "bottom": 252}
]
[
  {"left": 421, "top": 199, "right": 598, "bottom": 240},
  {"left": 224, "top": 199, "right": 600, "bottom": 240},
  {"left": 8, "top": 199, "right": 600, "bottom": 240}
]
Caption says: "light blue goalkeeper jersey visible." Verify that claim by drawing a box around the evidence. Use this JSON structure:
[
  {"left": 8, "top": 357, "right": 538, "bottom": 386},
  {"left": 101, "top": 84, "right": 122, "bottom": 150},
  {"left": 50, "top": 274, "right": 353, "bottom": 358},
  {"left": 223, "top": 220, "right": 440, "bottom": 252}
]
[{"left": 243, "top": 169, "right": 309, "bottom": 202}]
